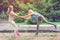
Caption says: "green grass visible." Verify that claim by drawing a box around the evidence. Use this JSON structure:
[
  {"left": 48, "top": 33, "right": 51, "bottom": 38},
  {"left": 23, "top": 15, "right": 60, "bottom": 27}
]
[
  {"left": 17, "top": 22, "right": 60, "bottom": 25},
  {"left": 41, "top": 22, "right": 60, "bottom": 25}
]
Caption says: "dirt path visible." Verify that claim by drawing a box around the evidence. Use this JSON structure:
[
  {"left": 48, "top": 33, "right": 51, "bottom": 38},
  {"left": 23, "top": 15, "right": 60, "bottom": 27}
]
[{"left": 0, "top": 33, "right": 60, "bottom": 40}]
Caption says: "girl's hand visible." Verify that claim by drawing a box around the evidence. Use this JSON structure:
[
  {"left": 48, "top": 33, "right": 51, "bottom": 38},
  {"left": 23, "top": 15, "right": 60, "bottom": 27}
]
[{"left": 19, "top": 16, "right": 25, "bottom": 18}]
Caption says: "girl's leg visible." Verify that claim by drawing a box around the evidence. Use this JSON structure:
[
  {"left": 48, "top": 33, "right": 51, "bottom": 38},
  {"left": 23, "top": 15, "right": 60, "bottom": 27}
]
[
  {"left": 36, "top": 17, "right": 42, "bottom": 35},
  {"left": 40, "top": 15, "right": 57, "bottom": 29},
  {"left": 40, "top": 15, "right": 53, "bottom": 24},
  {"left": 36, "top": 19, "right": 39, "bottom": 35},
  {"left": 9, "top": 20, "right": 20, "bottom": 37}
]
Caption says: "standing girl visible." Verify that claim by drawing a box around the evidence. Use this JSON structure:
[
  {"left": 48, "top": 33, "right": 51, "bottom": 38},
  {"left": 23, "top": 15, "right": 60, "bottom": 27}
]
[{"left": 7, "top": 5, "right": 20, "bottom": 38}]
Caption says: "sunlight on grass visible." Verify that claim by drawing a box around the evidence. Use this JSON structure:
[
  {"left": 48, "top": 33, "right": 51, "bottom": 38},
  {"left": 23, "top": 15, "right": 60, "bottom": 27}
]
[{"left": 17, "top": 22, "right": 60, "bottom": 25}]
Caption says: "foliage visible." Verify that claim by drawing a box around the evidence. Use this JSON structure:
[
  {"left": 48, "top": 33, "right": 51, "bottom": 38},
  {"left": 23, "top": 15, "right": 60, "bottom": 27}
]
[
  {"left": 1, "top": 0, "right": 60, "bottom": 23},
  {"left": 0, "top": 13, "right": 8, "bottom": 19},
  {"left": 14, "top": 0, "right": 60, "bottom": 23}
]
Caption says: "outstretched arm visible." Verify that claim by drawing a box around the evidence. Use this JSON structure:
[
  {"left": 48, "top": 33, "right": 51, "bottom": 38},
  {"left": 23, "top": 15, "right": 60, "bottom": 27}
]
[
  {"left": 19, "top": 15, "right": 28, "bottom": 19},
  {"left": 19, "top": 15, "right": 31, "bottom": 20},
  {"left": 19, "top": 13, "right": 33, "bottom": 19},
  {"left": 11, "top": 12, "right": 20, "bottom": 18}
]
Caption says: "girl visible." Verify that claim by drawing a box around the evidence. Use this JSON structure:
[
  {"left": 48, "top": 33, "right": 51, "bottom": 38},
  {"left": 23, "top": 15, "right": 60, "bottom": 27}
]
[
  {"left": 7, "top": 5, "right": 21, "bottom": 38},
  {"left": 19, "top": 9, "right": 57, "bottom": 29}
]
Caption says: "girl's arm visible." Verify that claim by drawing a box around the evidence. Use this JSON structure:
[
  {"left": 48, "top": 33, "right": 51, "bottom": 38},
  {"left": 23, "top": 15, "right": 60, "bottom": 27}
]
[
  {"left": 19, "top": 15, "right": 30, "bottom": 19},
  {"left": 13, "top": 13, "right": 19, "bottom": 17},
  {"left": 12, "top": 12, "right": 29, "bottom": 19},
  {"left": 19, "top": 13, "right": 33, "bottom": 19},
  {"left": 10, "top": 12, "right": 19, "bottom": 17}
]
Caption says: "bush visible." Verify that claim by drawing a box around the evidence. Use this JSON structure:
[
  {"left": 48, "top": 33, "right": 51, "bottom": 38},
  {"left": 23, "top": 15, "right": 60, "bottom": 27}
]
[
  {"left": 0, "top": 13, "right": 8, "bottom": 19},
  {"left": 52, "top": 14, "right": 60, "bottom": 21},
  {"left": 27, "top": 20, "right": 37, "bottom": 25},
  {"left": 14, "top": 17, "right": 25, "bottom": 23},
  {"left": 1, "top": 0, "right": 60, "bottom": 22}
]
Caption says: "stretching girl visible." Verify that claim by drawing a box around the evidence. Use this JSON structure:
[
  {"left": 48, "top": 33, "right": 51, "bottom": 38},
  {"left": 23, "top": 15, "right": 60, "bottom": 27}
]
[
  {"left": 19, "top": 9, "right": 57, "bottom": 29},
  {"left": 7, "top": 5, "right": 21, "bottom": 38}
]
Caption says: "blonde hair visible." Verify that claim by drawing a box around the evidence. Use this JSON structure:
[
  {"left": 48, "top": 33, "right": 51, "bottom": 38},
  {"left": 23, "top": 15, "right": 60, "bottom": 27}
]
[
  {"left": 9, "top": 5, "right": 13, "bottom": 11},
  {"left": 7, "top": 5, "right": 14, "bottom": 13},
  {"left": 28, "top": 9, "right": 34, "bottom": 13}
]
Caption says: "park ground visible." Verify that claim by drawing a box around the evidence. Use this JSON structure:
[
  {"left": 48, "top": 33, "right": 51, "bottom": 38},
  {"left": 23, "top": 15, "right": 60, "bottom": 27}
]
[
  {"left": 0, "top": 32, "right": 60, "bottom": 40},
  {"left": 0, "top": 19, "right": 60, "bottom": 40}
]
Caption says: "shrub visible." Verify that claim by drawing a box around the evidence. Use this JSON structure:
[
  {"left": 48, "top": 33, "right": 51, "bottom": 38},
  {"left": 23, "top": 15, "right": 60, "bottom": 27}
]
[
  {"left": 27, "top": 20, "right": 37, "bottom": 25},
  {"left": 0, "top": 13, "right": 8, "bottom": 19}
]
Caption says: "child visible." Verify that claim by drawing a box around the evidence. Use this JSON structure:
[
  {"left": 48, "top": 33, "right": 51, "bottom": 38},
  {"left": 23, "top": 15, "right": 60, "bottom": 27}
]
[
  {"left": 19, "top": 9, "right": 57, "bottom": 29},
  {"left": 7, "top": 5, "right": 21, "bottom": 38}
]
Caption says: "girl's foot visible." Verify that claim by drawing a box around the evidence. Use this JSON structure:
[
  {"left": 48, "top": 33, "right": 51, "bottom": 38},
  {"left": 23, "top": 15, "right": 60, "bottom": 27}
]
[{"left": 13, "top": 32, "right": 21, "bottom": 38}]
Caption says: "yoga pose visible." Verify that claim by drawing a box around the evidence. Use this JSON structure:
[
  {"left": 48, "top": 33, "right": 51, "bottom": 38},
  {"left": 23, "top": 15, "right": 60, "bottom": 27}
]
[
  {"left": 19, "top": 9, "right": 57, "bottom": 29},
  {"left": 7, "top": 5, "right": 21, "bottom": 37}
]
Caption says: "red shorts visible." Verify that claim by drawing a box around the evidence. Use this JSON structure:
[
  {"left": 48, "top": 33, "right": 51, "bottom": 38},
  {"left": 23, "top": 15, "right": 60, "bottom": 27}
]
[{"left": 38, "top": 16, "right": 42, "bottom": 21}]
